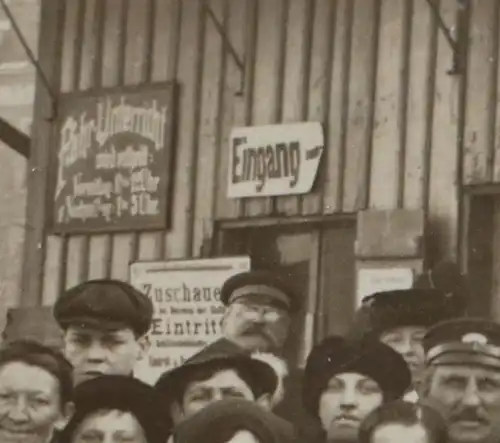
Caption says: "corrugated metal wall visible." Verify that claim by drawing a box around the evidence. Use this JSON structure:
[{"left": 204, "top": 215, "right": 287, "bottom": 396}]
[{"left": 21, "top": 0, "right": 495, "bottom": 306}]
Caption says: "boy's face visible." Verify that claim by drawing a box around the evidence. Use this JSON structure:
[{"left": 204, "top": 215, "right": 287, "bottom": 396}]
[
  {"left": 372, "top": 423, "right": 429, "bottom": 443},
  {"left": 72, "top": 410, "right": 147, "bottom": 443},
  {"left": 63, "top": 326, "right": 148, "bottom": 385},
  {"left": 172, "top": 369, "right": 256, "bottom": 424}
]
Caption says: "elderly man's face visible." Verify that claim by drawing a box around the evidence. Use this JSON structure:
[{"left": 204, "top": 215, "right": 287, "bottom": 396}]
[
  {"left": 0, "top": 361, "right": 68, "bottom": 443},
  {"left": 318, "top": 372, "right": 383, "bottom": 442},
  {"left": 427, "top": 364, "right": 500, "bottom": 443},
  {"left": 63, "top": 326, "right": 148, "bottom": 385},
  {"left": 380, "top": 326, "right": 427, "bottom": 385},
  {"left": 222, "top": 300, "right": 291, "bottom": 352},
  {"left": 72, "top": 410, "right": 147, "bottom": 443}
]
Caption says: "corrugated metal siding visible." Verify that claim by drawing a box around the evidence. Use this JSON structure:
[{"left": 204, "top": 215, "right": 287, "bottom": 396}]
[{"left": 23, "top": 0, "right": 480, "bottom": 305}]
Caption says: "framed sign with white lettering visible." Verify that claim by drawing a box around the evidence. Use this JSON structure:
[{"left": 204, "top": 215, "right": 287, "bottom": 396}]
[{"left": 49, "top": 83, "right": 176, "bottom": 234}]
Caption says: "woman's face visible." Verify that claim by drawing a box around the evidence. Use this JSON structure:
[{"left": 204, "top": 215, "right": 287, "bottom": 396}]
[
  {"left": 371, "top": 423, "right": 429, "bottom": 443},
  {"left": 225, "top": 430, "right": 260, "bottom": 443}
]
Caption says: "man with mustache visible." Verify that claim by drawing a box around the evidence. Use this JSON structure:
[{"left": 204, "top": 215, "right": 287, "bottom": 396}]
[
  {"left": 302, "top": 335, "right": 411, "bottom": 443},
  {"left": 219, "top": 271, "right": 297, "bottom": 354},
  {"left": 53, "top": 279, "right": 153, "bottom": 385},
  {"left": 421, "top": 317, "right": 500, "bottom": 443}
]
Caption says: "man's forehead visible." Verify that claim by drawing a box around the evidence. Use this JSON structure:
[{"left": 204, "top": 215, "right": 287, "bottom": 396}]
[
  {"left": 66, "top": 325, "right": 134, "bottom": 337},
  {"left": 234, "top": 294, "right": 289, "bottom": 311},
  {"left": 328, "top": 372, "right": 376, "bottom": 384},
  {"left": 186, "top": 368, "right": 248, "bottom": 389},
  {"left": 381, "top": 325, "right": 428, "bottom": 336}
]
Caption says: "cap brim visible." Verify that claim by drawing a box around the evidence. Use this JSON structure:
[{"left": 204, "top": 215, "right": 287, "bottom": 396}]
[{"left": 430, "top": 352, "right": 500, "bottom": 369}]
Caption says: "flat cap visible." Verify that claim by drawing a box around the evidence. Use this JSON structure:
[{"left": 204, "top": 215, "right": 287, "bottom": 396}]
[
  {"left": 174, "top": 398, "right": 297, "bottom": 443},
  {"left": 53, "top": 279, "right": 153, "bottom": 336},
  {"left": 220, "top": 271, "right": 299, "bottom": 313},
  {"left": 423, "top": 317, "right": 500, "bottom": 368},
  {"left": 350, "top": 288, "right": 463, "bottom": 338},
  {"left": 60, "top": 375, "right": 168, "bottom": 443},
  {"left": 155, "top": 338, "right": 281, "bottom": 407},
  {"left": 303, "top": 336, "right": 411, "bottom": 416}
]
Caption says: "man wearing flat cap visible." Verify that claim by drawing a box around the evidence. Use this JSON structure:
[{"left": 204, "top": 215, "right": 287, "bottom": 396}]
[
  {"left": 219, "top": 270, "right": 298, "bottom": 354},
  {"left": 349, "top": 277, "right": 467, "bottom": 401},
  {"left": 303, "top": 335, "right": 411, "bottom": 443},
  {"left": 155, "top": 337, "right": 287, "bottom": 432},
  {"left": 53, "top": 279, "right": 153, "bottom": 385},
  {"left": 421, "top": 317, "right": 500, "bottom": 443}
]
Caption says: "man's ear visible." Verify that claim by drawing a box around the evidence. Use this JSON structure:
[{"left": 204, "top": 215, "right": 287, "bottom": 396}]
[
  {"left": 170, "top": 402, "right": 185, "bottom": 426},
  {"left": 54, "top": 401, "right": 75, "bottom": 430},
  {"left": 255, "top": 393, "right": 272, "bottom": 410},
  {"left": 136, "top": 334, "right": 151, "bottom": 361}
]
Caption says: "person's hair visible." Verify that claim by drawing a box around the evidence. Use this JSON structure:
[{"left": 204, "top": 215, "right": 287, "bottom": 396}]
[
  {"left": 172, "top": 362, "right": 266, "bottom": 405},
  {"left": 358, "top": 400, "right": 447, "bottom": 443},
  {"left": 0, "top": 339, "right": 73, "bottom": 407}
]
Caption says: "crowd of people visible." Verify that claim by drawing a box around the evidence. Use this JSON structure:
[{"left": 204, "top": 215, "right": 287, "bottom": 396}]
[{"left": 0, "top": 264, "right": 496, "bottom": 443}]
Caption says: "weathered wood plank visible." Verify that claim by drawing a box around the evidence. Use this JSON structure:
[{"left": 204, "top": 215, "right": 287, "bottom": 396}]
[
  {"left": 42, "top": 236, "right": 64, "bottom": 305},
  {"left": 60, "top": 0, "right": 79, "bottom": 92},
  {"left": 110, "top": 234, "right": 134, "bottom": 281},
  {"left": 244, "top": 0, "right": 287, "bottom": 217},
  {"left": 276, "top": 0, "right": 313, "bottom": 216},
  {"left": 192, "top": 0, "right": 226, "bottom": 257},
  {"left": 101, "top": 0, "right": 122, "bottom": 87},
  {"left": 404, "top": 0, "right": 434, "bottom": 210},
  {"left": 322, "top": 0, "right": 350, "bottom": 214},
  {"left": 164, "top": 0, "right": 204, "bottom": 259},
  {"left": 463, "top": 0, "right": 497, "bottom": 184},
  {"left": 88, "top": 235, "right": 109, "bottom": 279},
  {"left": 124, "top": 0, "right": 149, "bottom": 84},
  {"left": 342, "top": 0, "right": 379, "bottom": 211},
  {"left": 428, "top": 0, "right": 461, "bottom": 259},
  {"left": 369, "top": 0, "right": 404, "bottom": 209},
  {"left": 65, "top": 236, "right": 86, "bottom": 288},
  {"left": 302, "top": 0, "right": 335, "bottom": 215},
  {"left": 79, "top": 0, "right": 97, "bottom": 90},
  {"left": 214, "top": 0, "right": 249, "bottom": 220}
]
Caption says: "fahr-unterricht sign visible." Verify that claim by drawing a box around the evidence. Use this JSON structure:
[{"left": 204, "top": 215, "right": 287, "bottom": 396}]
[
  {"left": 227, "top": 122, "right": 324, "bottom": 198},
  {"left": 50, "top": 83, "right": 176, "bottom": 234}
]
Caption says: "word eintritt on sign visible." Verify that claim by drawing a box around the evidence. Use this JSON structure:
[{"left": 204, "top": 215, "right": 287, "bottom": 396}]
[{"left": 228, "top": 122, "right": 324, "bottom": 199}]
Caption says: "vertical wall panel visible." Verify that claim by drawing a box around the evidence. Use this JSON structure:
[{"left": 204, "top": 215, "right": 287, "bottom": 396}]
[
  {"left": 428, "top": 0, "right": 461, "bottom": 259},
  {"left": 124, "top": 0, "right": 149, "bottom": 84},
  {"left": 463, "top": 0, "right": 497, "bottom": 184},
  {"left": 492, "top": 3, "right": 500, "bottom": 182},
  {"left": 245, "top": 0, "right": 287, "bottom": 217},
  {"left": 42, "top": 236, "right": 65, "bottom": 305},
  {"left": 276, "top": 0, "right": 313, "bottom": 216},
  {"left": 342, "top": 0, "right": 379, "bottom": 211},
  {"left": 87, "top": 235, "right": 108, "bottom": 279},
  {"left": 101, "top": 0, "right": 122, "bottom": 87},
  {"left": 164, "top": 1, "right": 204, "bottom": 259},
  {"left": 302, "top": 0, "right": 335, "bottom": 216},
  {"left": 192, "top": 0, "right": 226, "bottom": 256},
  {"left": 79, "top": 0, "right": 97, "bottom": 90},
  {"left": 403, "top": 0, "right": 434, "bottom": 210},
  {"left": 369, "top": 0, "right": 404, "bottom": 209},
  {"left": 491, "top": 200, "right": 500, "bottom": 319},
  {"left": 214, "top": 0, "right": 250, "bottom": 220},
  {"left": 322, "top": 0, "right": 350, "bottom": 214},
  {"left": 60, "top": 0, "right": 79, "bottom": 92}
]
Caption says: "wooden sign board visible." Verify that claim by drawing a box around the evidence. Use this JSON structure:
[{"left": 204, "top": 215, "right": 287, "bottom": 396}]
[{"left": 50, "top": 83, "right": 176, "bottom": 234}]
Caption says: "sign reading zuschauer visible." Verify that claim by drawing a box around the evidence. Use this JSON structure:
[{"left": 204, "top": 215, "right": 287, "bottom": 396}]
[
  {"left": 130, "top": 257, "right": 251, "bottom": 385},
  {"left": 51, "top": 84, "right": 175, "bottom": 233},
  {"left": 228, "top": 122, "right": 324, "bottom": 198}
]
